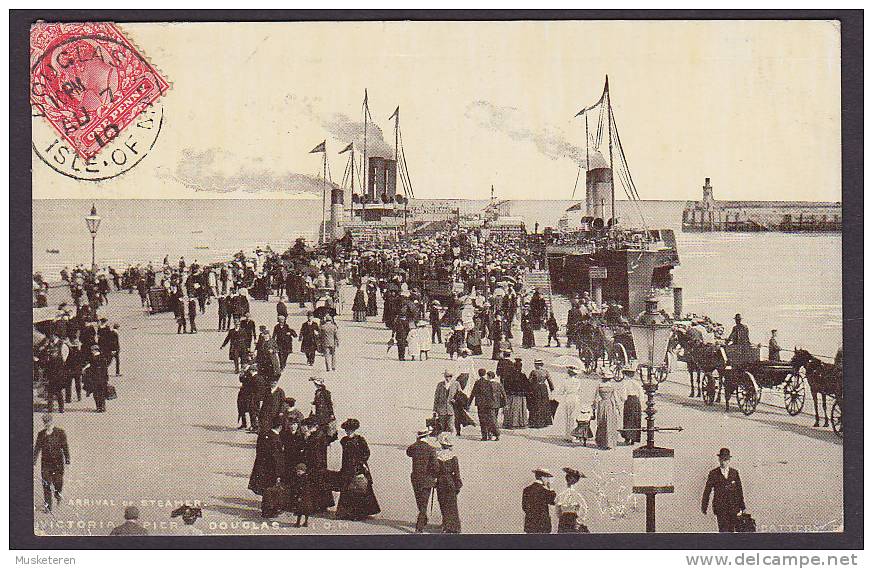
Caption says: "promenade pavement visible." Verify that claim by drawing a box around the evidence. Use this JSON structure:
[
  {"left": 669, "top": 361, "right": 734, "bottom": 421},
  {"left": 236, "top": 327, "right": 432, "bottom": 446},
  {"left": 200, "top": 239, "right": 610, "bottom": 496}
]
[{"left": 32, "top": 287, "right": 842, "bottom": 535}]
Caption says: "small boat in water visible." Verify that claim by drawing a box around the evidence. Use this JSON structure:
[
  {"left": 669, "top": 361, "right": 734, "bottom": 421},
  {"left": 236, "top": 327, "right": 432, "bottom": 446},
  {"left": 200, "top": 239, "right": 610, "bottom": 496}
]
[
  {"left": 45, "top": 249, "right": 60, "bottom": 254},
  {"left": 194, "top": 245, "right": 210, "bottom": 250}
]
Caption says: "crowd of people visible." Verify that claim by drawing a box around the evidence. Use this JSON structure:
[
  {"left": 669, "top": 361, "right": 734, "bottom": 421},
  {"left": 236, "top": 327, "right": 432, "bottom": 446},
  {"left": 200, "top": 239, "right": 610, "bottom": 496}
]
[{"left": 33, "top": 222, "right": 757, "bottom": 534}]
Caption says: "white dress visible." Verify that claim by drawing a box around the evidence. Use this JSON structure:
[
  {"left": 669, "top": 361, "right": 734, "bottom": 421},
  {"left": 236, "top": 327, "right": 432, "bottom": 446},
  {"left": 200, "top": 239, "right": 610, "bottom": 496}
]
[{"left": 407, "top": 326, "right": 421, "bottom": 359}]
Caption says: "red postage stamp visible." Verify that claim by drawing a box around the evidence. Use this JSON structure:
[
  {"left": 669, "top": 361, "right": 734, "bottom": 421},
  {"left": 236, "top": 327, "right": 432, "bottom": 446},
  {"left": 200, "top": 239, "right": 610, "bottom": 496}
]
[{"left": 30, "top": 22, "right": 170, "bottom": 161}]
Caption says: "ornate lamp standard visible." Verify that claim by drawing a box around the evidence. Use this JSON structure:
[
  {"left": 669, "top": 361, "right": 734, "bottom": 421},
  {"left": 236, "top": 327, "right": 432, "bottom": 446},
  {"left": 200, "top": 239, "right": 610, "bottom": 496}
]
[
  {"left": 85, "top": 203, "right": 102, "bottom": 273},
  {"left": 629, "top": 311, "right": 683, "bottom": 532}
]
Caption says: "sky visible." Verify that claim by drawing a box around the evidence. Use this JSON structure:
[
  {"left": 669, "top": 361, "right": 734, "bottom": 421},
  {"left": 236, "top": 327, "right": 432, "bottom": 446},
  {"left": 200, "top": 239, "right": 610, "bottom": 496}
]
[{"left": 32, "top": 20, "right": 842, "bottom": 202}]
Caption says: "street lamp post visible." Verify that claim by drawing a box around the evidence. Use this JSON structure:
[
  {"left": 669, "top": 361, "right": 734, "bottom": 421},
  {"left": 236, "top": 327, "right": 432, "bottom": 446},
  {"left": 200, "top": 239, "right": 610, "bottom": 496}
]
[
  {"left": 85, "top": 204, "right": 102, "bottom": 273},
  {"left": 629, "top": 318, "right": 683, "bottom": 533}
]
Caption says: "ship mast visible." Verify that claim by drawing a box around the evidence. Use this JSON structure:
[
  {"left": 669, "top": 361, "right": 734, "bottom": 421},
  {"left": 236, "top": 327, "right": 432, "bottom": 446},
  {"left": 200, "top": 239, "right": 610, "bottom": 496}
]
[
  {"left": 362, "top": 89, "right": 369, "bottom": 203},
  {"left": 606, "top": 75, "right": 615, "bottom": 228}
]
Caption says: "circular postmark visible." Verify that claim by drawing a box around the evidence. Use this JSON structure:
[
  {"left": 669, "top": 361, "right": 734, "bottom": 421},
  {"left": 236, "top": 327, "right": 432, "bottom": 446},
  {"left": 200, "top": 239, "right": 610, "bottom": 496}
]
[
  {"left": 31, "top": 101, "right": 163, "bottom": 182},
  {"left": 30, "top": 25, "right": 169, "bottom": 181}
]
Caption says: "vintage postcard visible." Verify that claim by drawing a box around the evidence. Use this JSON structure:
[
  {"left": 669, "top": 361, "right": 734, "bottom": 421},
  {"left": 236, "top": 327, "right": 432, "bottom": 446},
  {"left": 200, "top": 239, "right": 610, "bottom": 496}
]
[{"left": 18, "top": 14, "right": 859, "bottom": 549}]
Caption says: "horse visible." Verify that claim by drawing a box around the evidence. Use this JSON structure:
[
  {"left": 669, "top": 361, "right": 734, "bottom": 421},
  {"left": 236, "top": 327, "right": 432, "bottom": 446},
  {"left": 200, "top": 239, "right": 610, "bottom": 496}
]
[
  {"left": 670, "top": 328, "right": 701, "bottom": 397},
  {"left": 576, "top": 318, "right": 628, "bottom": 373},
  {"left": 789, "top": 348, "right": 842, "bottom": 428},
  {"left": 673, "top": 330, "right": 730, "bottom": 406}
]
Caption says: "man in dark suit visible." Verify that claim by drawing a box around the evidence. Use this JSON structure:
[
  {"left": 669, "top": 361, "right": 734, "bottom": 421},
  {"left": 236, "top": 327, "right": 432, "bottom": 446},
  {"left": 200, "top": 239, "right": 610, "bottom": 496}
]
[
  {"left": 432, "top": 370, "right": 459, "bottom": 435},
  {"left": 220, "top": 322, "right": 243, "bottom": 373},
  {"left": 300, "top": 312, "right": 320, "bottom": 366},
  {"left": 468, "top": 369, "right": 505, "bottom": 441},
  {"left": 83, "top": 345, "right": 109, "bottom": 412},
  {"left": 217, "top": 294, "right": 229, "bottom": 331},
  {"left": 522, "top": 468, "right": 556, "bottom": 533},
  {"left": 273, "top": 315, "right": 297, "bottom": 370},
  {"left": 33, "top": 413, "right": 70, "bottom": 513},
  {"left": 102, "top": 323, "right": 120, "bottom": 376},
  {"left": 256, "top": 326, "right": 281, "bottom": 382},
  {"left": 239, "top": 313, "right": 257, "bottom": 354},
  {"left": 702, "top": 448, "right": 746, "bottom": 532},
  {"left": 406, "top": 430, "right": 437, "bottom": 532}
]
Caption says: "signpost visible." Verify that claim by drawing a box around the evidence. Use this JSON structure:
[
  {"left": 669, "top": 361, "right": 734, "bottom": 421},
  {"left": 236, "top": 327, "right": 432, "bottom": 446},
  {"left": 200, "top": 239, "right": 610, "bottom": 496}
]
[{"left": 589, "top": 266, "right": 607, "bottom": 305}]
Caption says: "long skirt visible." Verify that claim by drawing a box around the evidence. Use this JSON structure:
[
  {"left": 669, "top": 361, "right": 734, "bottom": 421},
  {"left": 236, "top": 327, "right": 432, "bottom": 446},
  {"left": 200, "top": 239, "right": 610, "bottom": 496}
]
[
  {"left": 436, "top": 481, "right": 461, "bottom": 533},
  {"left": 595, "top": 401, "right": 621, "bottom": 449},
  {"left": 503, "top": 394, "right": 528, "bottom": 428},
  {"left": 353, "top": 310, "right": 367, "bottom": 322},
  {"left": 336, "top": 475, "right": 381, "bottom": 520},
  {"left": 621, "top": 395, "right": 642, "bottom": 444},
  {"left": 522, "top": 329, "right": 535, "bottom": 348},
  {"left": 528, "top": 384, "right": 553, "bottom": 428}
]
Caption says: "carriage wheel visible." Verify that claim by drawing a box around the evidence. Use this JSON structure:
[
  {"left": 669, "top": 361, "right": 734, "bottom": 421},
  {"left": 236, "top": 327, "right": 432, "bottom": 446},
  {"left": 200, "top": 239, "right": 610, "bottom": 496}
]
[
  {"left": 663, "top": 350, "right": 675, "bottom": 376},
  {"left": 611, "top": 343, "right": 629, "bottom": 372},
  {"left": 788, "top": 367, "right": 806, "bottom": 391},
  {"left": 736, "top": 374, "right": 758, "bottom": 415},
  {"left": 783, "top": 373, "right": 806, "bottom": 416},
  {"left": 703, "top": 371, "right": 719, "bottom": 406},
  {"left": 830, "top": 399, "right": 843, "bottom": 438},
  {"left": 579, "top": 347, "right": 597, "bottom": 374}
]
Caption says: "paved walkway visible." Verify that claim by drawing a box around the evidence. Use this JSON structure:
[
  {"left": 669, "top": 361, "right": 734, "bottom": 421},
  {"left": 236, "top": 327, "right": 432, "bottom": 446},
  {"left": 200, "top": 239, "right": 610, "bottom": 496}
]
[{"left": 32, "top": 288, "right": 842, "bottom": 535}]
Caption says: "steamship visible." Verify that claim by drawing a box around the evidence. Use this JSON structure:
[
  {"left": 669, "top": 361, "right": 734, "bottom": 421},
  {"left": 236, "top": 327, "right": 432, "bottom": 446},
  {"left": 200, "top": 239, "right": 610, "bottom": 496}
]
[{"left": 544, "top": 77, "right": 680, "bottom": 317}]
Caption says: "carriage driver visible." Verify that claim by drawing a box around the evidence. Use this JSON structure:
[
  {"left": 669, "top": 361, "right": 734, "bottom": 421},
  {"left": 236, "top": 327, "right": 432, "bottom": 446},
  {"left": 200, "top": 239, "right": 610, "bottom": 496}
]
[{"left": 726, "top": 314, "right": 751, "bottom": 346}]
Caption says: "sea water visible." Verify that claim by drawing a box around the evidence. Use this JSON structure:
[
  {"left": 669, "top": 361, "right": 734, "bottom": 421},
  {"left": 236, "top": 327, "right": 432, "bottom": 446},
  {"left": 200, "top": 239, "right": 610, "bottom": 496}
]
[{"left": 32, "top": 199, "right": 842, "bottom": 355}]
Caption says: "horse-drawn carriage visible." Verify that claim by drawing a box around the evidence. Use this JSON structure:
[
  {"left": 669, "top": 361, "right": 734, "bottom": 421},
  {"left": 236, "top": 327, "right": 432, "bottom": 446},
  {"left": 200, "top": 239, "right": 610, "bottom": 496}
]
[
  {"left": 722, "top": 344, "right": 805, "bottom": 417},
  {"left": 574, "top": 317, "right": 636, "bottom": 374},
  {"left": 673, "top": 329, "right": 843, "bottom": 437}
]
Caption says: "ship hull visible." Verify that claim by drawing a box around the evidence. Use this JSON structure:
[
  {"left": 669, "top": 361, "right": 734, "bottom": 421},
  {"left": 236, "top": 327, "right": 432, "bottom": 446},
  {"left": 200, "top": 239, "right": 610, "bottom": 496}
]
[{"left": 546, "top": 245, "right": 677, "bottom": 316}]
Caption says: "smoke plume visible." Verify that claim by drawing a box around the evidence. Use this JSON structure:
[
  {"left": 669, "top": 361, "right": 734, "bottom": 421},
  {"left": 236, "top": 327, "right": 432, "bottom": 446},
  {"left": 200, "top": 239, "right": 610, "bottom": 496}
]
[
  {"left": 465, "top": 100, "right": 586, "bottom": 164},
  {"left": 157, "top": 147, "right": 337, "bottom": 195}
]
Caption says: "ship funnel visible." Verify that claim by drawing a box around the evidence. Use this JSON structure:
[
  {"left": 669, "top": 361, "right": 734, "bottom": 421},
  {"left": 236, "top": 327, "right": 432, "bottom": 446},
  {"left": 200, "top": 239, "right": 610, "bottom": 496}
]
[
  {"left": 592, "top": 217, "right": 605, "bottom": 231},
  {"left": 585, "top": 151, "right": 612, "bottom": 218}
]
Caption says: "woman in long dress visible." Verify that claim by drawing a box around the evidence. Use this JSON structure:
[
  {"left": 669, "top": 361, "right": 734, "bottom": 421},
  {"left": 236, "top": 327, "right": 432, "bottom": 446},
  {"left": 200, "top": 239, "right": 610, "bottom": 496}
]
[
  {"left": 248, "top": 416, "right": 285, "bottom": 496},
  {"left": 335, "top": 419, "right": 381, "bottom": 521},
  {"left": 366, "top": 282, "right": 378, "bottom": 317},
  {"left": 503, "top": 360, "right": 529, "bottom": 429},
  {"left": 521, "top": 311, "right": 535, "bottom": 349},
  {"left": 620, "top": 368, "right": 643, "bottom": 445},
  {"left": 301, "top": 420, "right": 335, "bottom": 512},
  {"left": 352, "top": 286, "right": 367, "bottom": 322},
  {"left": 594, "top": 372, "right": 622, "bottom": 449},
  {"left": 431, "top": 433, "right": 462, "bottom": 533},
  {"left": 527, "top": 361, "right": 554, "bottom": 428}
]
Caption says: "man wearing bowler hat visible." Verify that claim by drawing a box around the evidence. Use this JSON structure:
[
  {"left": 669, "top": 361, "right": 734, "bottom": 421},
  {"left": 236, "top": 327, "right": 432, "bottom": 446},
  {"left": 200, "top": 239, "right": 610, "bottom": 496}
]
[
  {"left": 727, "top": 314, "right": 751, "bottom": 346},
  {"left": 702, "top": 448, "right": 746, "bottom": 532},
  {"left": 522, "top": 468, "right": 557, "bottom": 533}
]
